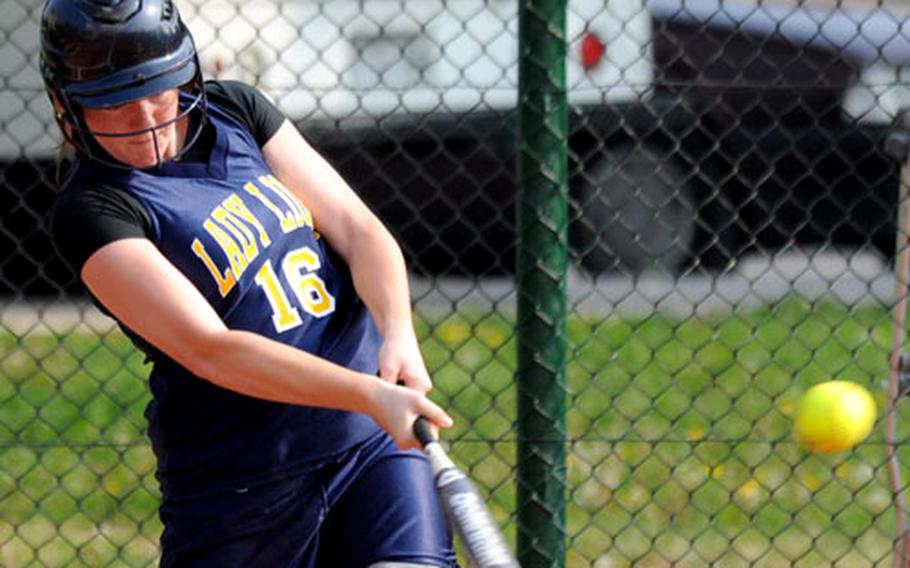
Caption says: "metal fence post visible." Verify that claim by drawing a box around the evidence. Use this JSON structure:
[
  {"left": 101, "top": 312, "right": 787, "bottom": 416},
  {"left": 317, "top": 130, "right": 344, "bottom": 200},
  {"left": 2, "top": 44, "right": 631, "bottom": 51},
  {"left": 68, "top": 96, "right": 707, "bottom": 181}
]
[
  {"left": 516, "top": 0, "right": 568, "bottom": 566},
  {"left": 884, "top": 118, "right": 910, "bottom": 568}
]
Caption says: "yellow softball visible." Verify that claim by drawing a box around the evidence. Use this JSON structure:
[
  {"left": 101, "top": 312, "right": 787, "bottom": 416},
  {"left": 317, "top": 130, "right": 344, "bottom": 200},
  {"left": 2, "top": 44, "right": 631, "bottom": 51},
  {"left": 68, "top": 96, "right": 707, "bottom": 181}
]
[{"left": 793, "top": 381, "right": 877, "bottom": 454}]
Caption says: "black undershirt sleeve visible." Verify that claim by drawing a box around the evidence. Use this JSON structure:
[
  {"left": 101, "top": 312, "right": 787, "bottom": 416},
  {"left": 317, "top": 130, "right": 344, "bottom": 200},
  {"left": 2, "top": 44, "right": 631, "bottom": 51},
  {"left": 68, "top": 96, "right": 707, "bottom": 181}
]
[
  {"left": 51, "top": 80, "right": 289, "bottom": 277},
  {"left": 205, "top": 80, "right": 287, "bottom": 146},
  {"left": 50, "top": 184, "right": 152, "bottom": 276}
]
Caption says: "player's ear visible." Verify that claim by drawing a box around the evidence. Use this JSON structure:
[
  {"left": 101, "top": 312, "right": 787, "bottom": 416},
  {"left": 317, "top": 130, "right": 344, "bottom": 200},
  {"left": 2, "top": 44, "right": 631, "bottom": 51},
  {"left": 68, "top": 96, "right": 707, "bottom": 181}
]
[{"left": 48, "top": 94, "right": 75, "bottom": 138}]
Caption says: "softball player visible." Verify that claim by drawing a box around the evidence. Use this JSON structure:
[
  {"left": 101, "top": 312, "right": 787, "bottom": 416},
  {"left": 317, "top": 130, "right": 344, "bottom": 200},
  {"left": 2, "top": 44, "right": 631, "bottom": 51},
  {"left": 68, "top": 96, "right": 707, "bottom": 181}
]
[{"left": 40, "top": 0, "right": 457, "bottom": 565}]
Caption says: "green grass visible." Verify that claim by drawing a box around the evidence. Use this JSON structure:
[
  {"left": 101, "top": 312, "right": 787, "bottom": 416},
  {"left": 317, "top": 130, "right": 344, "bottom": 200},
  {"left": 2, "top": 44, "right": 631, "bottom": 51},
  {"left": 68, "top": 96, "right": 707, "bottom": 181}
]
[
  {"left": 2, "top": 296, "right": 909, "bottom": 566},
  {"left": 0, "top": 329, "right": 159, "bottom": 567}
]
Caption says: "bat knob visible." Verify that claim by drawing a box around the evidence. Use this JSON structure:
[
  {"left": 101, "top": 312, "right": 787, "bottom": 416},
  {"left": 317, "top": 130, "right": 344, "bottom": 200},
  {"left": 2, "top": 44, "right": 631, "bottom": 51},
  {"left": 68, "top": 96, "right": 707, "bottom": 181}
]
[{"left": 413, "top": 417, "right": 437, "bottom": 446}]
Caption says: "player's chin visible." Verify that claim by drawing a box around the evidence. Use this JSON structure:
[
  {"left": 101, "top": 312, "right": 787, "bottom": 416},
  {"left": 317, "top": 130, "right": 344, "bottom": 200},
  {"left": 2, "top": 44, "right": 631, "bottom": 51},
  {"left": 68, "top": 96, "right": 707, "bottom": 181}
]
[
  {"left": 131, "top": 157, "right": 160, "bottom": 169},
  {"left": 110, "top": 149, "right": 159, "bottom": 169},
  {"left": 114, "top": 139, "right": 173, "bottom": 168}
]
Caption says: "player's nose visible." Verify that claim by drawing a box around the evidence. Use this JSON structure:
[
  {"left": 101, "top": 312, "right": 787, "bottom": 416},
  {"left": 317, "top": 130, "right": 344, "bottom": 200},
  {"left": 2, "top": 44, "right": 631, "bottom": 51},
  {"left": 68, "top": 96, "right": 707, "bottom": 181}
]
[{"left": 129, "top": 98, "right": 158, "bottom": 130}]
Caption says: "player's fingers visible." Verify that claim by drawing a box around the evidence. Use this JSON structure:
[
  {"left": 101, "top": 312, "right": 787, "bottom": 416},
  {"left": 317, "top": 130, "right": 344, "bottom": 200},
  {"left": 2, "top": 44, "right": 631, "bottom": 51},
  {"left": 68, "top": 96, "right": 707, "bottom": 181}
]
[
  {"left": 378, "top": 362, "right": 401, "bottom": 384},
  {"left": 414, "top": 363, "right": 433, "bottom": 392},
  {"left": 417, "top": 397, "right": 454, "bottom": 431},
  {"left": 400, "top": 365, "right": 432, "bottom": 395}
]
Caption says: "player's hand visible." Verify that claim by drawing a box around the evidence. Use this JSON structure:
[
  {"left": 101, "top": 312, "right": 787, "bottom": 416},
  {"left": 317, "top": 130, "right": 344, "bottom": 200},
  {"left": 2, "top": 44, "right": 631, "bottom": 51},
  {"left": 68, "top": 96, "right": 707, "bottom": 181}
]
[
  {"left": 377, "top": 332, "right": 433, "bottom": 394},
  {"left": 370, "top": 381, "right": 453, "bottom": 450}
]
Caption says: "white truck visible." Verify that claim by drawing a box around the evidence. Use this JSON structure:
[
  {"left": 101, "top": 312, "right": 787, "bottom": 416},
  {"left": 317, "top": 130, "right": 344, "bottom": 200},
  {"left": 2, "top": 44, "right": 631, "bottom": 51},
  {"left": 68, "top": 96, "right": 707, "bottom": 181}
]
[{"left": 182, "top": 0, "right": 651, "bottom": 117}]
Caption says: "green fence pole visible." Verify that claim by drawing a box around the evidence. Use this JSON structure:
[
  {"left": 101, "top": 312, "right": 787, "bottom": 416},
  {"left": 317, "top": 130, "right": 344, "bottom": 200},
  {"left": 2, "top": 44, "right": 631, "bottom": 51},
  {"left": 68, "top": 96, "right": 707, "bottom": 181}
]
[{"left": 516, "top": 0, "right": 567, "bottom": 566}]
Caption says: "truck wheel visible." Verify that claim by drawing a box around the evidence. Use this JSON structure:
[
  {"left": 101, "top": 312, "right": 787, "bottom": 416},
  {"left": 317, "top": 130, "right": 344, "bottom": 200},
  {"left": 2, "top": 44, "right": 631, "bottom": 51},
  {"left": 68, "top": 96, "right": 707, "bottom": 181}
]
[{"left": 572, "top": 145, "right": 696, "bottom": 274}]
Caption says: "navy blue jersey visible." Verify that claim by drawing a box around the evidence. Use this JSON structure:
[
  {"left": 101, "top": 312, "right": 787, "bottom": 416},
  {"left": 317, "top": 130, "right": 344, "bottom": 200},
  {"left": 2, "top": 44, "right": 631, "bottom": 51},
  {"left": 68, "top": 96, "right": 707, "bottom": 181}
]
[{"left": 61, "top": 95, "right": 382, "bottom": 497}]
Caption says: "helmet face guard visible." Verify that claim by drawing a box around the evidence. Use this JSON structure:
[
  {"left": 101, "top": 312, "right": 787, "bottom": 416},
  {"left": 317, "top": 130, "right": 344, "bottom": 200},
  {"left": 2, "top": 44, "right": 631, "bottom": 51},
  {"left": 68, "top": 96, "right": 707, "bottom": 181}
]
[
  {"left": 40, "top": 0, "right": 208, "bottom": 169},
  {"left": 57, "top": 82, "right": 207, "bottom": 169}
]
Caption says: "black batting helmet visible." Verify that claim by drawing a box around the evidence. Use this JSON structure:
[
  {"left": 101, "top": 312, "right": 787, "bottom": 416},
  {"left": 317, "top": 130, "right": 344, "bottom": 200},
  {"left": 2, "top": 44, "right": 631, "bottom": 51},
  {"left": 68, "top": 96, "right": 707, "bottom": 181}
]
[{"left": 39, "top": 0, "right": 207, "bottom": 166}]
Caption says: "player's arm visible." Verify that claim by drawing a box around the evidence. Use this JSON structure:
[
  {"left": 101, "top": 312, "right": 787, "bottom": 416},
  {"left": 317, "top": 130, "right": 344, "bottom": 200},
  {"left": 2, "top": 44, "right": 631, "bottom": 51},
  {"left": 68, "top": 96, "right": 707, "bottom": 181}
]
[
  {"left": 80, "top": 237, "right": 452, "bottom": 448},
  {"left": 262, "top": 120, "right": 431, "bottom": 392}
]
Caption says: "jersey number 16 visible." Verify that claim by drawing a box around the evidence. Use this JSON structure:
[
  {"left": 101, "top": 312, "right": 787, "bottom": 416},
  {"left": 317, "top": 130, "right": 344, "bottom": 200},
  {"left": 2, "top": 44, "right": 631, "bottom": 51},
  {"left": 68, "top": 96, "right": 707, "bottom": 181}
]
[{"left": 254, "top": 245, "right": 336, "bottom": 333}]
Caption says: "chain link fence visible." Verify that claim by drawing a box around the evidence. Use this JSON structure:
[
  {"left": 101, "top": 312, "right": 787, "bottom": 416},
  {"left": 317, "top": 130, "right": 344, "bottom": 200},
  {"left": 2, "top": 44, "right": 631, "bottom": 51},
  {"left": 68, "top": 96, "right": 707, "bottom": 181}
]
[{"left": 4, "top": 0, "right": 910, "bottom": 566}]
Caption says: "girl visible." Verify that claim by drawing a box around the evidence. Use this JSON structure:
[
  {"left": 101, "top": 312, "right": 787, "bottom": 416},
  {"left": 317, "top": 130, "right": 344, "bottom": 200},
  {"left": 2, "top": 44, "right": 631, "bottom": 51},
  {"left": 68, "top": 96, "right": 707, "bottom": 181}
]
[{"left": 40, "top": 0, "right": 457, "bottom": 565}]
